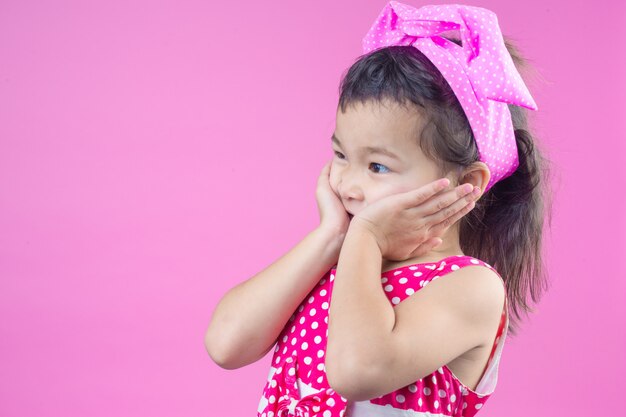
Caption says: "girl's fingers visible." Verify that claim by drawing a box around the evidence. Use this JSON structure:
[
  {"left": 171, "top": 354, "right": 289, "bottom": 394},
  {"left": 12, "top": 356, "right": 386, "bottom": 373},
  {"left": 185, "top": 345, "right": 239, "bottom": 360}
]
[
  {"left": 428, "top": 198, "right": 477, "bottom": 235},
  {"left": 414, "top": 183, "right": 476, "bottom": 218},
  {"left": 424, "top": 184, "right": 480, "bottom": 225},
  {"left": 397, "top": 178, "right": 450, "bottom": 209},
  {"left": 317, "top": 161, "right": 332, "bottom": 184},
  {"left": 320, "top": 160, "right": 331, "bottom": 175}
]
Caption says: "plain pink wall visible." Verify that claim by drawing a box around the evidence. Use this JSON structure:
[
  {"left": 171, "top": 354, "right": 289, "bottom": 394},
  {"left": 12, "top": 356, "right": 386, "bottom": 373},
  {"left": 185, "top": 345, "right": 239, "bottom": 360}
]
[{"left": 1, "top": 0, "right": 624, "bottom": 416}]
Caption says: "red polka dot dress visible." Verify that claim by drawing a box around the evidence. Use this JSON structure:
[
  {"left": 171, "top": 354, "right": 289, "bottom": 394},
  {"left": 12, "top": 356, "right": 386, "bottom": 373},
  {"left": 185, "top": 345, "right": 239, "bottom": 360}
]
[{"left": 257, "top": 255, "right": 509, "bottom": 417}]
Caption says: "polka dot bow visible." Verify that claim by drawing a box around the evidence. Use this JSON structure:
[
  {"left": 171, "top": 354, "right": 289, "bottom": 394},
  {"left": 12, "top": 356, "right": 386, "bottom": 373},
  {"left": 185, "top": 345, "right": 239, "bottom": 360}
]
[
  {"left": 261, "top": 354, "right": 347, "bottom": 417},
  {"left": 362, "top": 1, "right": 539, "bottom": 191}
]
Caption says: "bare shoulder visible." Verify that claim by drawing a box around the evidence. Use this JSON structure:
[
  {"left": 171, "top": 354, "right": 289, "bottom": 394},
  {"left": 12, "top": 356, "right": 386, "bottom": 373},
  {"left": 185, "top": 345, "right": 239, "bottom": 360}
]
[{"left": 435, "top": 264, "right": 506, "bottom": 334}]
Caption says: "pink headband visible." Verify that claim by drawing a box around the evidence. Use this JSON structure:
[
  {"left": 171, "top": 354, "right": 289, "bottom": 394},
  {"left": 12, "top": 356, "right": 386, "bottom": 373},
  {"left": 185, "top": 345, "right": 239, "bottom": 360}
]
[{"left": 362, "top": 1, "right": 538, "bottom": 191}]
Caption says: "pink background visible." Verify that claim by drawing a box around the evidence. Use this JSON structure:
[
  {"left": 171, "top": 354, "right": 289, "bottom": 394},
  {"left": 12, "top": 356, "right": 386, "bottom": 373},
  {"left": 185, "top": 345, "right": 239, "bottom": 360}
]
[{"left": 1, "top": 0, "right": 624, "bottom": 416}]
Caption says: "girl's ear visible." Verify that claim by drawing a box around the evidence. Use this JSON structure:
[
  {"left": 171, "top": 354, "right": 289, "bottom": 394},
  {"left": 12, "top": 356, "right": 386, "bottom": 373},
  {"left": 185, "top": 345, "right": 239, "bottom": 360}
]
[{"left": 458, "top": 162, "right": 491, "bottom": 199}]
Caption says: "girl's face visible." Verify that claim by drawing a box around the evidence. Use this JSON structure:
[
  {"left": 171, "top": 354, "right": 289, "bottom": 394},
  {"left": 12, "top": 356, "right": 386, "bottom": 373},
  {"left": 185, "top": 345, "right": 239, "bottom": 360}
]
[{"left": 330, "top": 100, "right": 449, "bottom": 218}]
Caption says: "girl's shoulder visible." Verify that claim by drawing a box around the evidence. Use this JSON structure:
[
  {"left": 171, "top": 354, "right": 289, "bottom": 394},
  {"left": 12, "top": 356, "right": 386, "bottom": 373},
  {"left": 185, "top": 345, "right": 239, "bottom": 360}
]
[
  {"left": 377, "top": 255, "right": 508, "bottom": 340},
  {"left": 408, "top": 255, "right": 506, "bottom": 307}
]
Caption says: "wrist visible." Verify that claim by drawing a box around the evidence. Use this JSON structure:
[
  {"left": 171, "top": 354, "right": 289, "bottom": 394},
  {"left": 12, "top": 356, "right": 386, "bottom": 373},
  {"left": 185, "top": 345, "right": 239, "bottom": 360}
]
[
  {"left": 313, "top": 225, "right": 346, "bottom": 257},
  {"left": 347, "top": 218, "right": 386, "bottom": 255}
]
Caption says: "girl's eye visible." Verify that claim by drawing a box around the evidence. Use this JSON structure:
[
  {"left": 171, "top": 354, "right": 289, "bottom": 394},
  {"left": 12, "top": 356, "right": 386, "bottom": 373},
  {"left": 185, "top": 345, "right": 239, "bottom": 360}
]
[
  {"left": 333, "top": 151, "right": 345, "bottom": 159},
  {"left": 370, "top": 163, "right": 390, "bottom": 173}
]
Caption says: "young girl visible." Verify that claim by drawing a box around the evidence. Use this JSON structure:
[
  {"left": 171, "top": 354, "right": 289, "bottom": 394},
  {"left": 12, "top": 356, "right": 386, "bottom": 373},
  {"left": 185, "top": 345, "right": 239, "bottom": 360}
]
[{"left": 205, "top": 2, "right": 550, "bottom": 416}]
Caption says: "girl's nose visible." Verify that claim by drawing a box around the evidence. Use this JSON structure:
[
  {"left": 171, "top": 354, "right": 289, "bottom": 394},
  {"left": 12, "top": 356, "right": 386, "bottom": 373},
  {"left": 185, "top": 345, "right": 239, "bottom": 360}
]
[{"left": 338, "top": 173, "right": 364, "bottom": 202}]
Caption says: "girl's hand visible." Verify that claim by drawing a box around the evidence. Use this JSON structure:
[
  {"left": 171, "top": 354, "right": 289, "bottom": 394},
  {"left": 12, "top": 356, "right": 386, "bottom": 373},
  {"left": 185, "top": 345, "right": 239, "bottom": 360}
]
[
  {"left": 315, "top": 161, "right": 350, "bottom": 238},
  {"left": 350, "top": 179, "right": 480, "bottom": 261}
]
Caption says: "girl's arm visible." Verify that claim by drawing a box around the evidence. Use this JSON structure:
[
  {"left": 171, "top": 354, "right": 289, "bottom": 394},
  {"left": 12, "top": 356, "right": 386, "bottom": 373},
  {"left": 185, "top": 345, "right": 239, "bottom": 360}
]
[
  {"left": 205, "top": 225, "right": 344, "bottom": 369},
  {"left": 205, "top": 162, "right": 349, "bottom": 370},
  {"left": 325, "top": 183, "right": 501, "bottom": 401},
  {"left": 326, "top": 224, "right": 504, "bottom": 401}
]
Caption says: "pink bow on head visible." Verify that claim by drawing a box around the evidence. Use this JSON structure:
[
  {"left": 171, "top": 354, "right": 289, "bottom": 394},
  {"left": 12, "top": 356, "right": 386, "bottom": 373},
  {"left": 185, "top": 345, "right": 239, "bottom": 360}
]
[{"left": 362, "top": 1, "right": 538, "bottom": 191}]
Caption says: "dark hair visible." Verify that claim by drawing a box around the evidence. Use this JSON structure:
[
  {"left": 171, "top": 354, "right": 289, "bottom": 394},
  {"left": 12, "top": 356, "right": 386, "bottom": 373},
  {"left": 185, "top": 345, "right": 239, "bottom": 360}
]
[{"left": 337, "top": 39, "right": 552, "bottom": 336}]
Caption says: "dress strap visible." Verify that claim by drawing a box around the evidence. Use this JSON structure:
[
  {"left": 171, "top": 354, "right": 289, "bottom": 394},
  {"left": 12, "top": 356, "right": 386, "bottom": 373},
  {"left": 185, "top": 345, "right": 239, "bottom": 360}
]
[
  {"left": 475, "top": 290, "right": 508, "bottom": 388},
  {"left": 488, "top": 297, "right": 508, "bottom": 361}
]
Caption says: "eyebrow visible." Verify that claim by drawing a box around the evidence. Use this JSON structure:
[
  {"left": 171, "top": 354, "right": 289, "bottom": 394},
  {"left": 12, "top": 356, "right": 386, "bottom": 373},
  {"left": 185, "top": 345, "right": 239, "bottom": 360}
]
[{"left": 331, "top": 134, "right": 400, "bottom": 160}]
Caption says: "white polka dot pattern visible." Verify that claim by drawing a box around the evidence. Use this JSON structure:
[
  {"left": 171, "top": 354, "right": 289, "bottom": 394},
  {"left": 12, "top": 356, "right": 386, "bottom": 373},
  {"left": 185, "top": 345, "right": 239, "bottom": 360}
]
[
  {"left": 361, "top": 1, "right": 539, "bottom": 192},
  {"left": 257, "top": 255, "right": 509, "bottom": 417}
]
